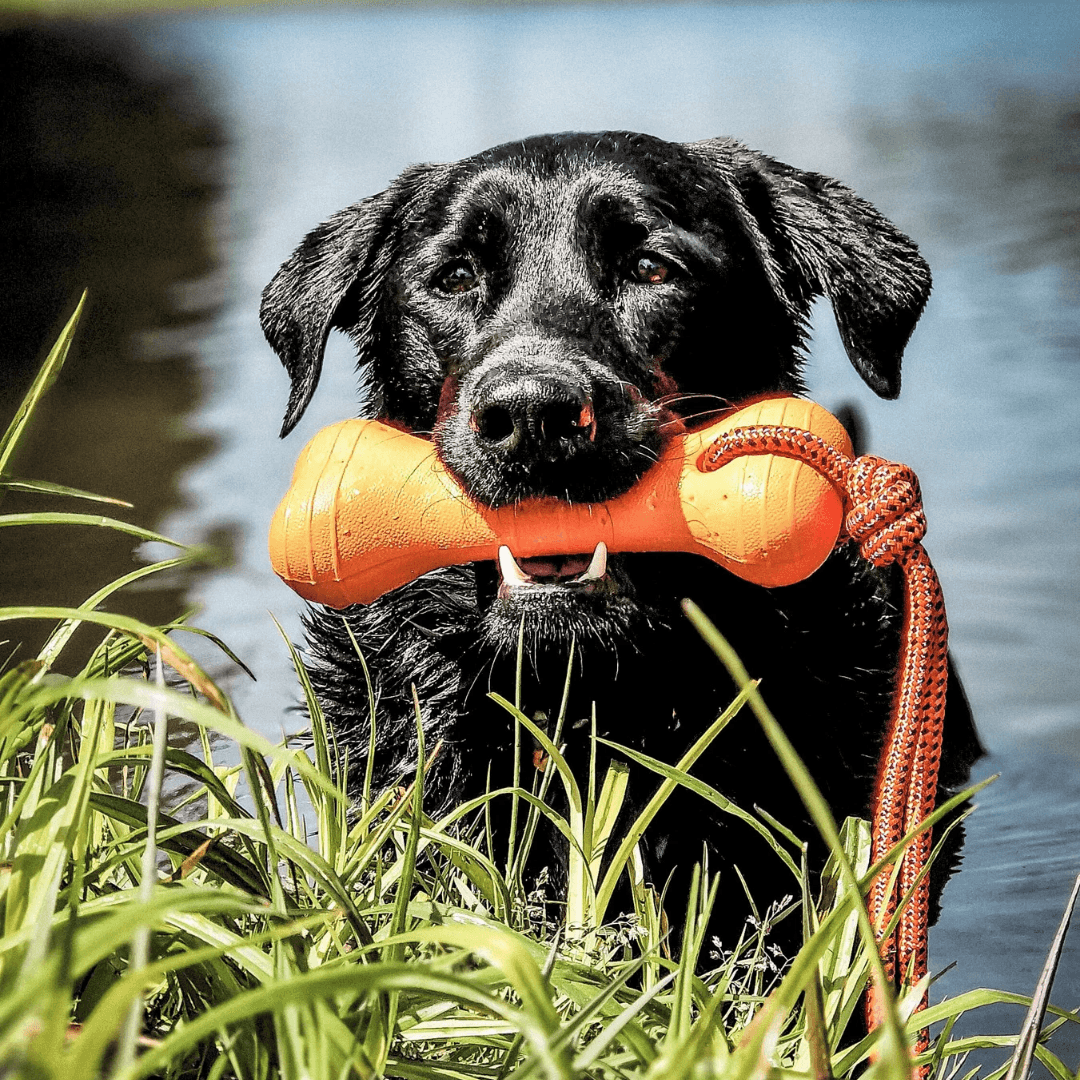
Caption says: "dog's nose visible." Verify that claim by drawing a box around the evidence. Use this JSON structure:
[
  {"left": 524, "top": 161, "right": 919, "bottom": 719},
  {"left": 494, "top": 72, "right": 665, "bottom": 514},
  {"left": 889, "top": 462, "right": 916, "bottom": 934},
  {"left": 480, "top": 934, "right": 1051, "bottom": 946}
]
[{"left": 470, "top": 375, "right": 597, "bottom": 459}]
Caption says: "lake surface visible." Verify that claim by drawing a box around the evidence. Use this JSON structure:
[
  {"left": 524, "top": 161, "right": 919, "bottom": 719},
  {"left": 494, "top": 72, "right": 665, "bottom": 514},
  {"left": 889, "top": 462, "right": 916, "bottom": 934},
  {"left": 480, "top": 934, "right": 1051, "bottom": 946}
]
[{"left": 2, "top": 1, "right": 1078, "bottom": 1064}]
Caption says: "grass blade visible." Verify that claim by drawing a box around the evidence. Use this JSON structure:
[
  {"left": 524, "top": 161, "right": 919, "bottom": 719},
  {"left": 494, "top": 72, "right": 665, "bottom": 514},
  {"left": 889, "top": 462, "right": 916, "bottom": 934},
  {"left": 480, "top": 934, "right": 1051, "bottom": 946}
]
[
  {"left": 1002, "top": 873, "right": 1080, "bottom": 1080},
  {"left": 0, "top": 291, "right": 86, "bottom": 480},
  {"left": 115, "top": 651, "right": 168, "bottom": 1073},
  {"left": 0, "top": 512, "right": 188, "bottom": 547},
  {"left": 0, "top": 477, "right": 132, "bottom": 507}
]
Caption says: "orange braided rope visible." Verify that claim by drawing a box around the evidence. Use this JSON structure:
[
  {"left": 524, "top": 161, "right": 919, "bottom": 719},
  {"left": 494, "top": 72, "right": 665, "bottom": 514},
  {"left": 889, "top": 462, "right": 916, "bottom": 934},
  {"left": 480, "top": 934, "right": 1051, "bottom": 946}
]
[{"left": 701, "top": 423, "right": 949, "bottom": 1074}]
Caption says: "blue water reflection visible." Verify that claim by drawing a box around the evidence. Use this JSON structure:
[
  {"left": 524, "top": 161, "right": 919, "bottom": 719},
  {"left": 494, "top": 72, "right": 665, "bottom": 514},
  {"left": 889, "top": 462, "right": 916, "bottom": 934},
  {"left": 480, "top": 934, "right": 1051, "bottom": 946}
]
[{"left": 133, "top": 1, "right": 1079, "bottom": 1060}]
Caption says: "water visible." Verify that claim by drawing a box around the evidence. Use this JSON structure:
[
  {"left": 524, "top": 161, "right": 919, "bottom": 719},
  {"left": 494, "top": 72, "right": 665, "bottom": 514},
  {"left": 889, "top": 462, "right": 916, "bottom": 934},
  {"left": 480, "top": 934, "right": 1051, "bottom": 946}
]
[
  {"left": 0, "top": 23, "right": 220, "bottom": 668},
  {"left": 3, "top": 1, "right": 1078, "bottom": 1064}
]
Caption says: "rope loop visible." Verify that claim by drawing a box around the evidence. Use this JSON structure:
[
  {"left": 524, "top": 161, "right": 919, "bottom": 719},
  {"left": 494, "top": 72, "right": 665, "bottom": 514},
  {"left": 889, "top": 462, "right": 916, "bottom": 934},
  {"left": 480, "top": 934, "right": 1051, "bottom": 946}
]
[{"left": 843, "top": 455, "right": 927, "bottom": 566}]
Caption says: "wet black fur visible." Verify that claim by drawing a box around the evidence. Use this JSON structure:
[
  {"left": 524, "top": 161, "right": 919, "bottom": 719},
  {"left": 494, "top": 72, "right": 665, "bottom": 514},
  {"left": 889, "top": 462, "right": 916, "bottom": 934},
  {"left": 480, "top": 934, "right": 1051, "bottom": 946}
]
[{"left": 262, "top": 132, "right": 983, "bottom": 948}]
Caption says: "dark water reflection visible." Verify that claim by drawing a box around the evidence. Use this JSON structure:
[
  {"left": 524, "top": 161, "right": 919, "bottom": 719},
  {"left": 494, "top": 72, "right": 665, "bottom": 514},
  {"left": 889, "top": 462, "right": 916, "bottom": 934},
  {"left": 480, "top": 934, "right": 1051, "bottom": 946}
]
[
  {"left": 3, "top": 2, "right": 1080, "bottom": 1068},
  {"left": 0, "top": 21, "right": 223, "bottom": 664}
]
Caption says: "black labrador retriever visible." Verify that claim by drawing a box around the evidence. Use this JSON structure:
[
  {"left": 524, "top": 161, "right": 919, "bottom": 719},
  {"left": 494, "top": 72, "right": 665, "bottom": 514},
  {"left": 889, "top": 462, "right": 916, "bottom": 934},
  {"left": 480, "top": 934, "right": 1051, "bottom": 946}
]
[{"left": 262, "top": 131, "right": 981, "bottom": 949}]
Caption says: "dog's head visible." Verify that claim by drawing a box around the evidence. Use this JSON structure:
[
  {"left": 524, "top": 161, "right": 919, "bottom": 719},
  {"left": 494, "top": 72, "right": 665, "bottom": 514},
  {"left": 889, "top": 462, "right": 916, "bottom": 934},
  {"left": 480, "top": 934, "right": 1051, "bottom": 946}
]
[{"left": 263, "top": 132, "right": 930, "bottom": 651}]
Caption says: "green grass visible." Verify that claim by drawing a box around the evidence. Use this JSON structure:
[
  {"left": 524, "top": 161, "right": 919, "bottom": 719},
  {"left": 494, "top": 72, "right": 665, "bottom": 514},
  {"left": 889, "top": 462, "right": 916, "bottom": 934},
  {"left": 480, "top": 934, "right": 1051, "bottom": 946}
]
[{"left": 0, "top": 299, "right": 1075, "bottom": 1080}]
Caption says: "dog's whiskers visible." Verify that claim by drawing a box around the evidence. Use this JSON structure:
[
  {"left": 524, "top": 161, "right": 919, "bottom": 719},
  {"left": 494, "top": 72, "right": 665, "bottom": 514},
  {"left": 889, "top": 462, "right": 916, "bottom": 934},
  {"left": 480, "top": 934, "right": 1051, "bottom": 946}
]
[
  {"left": 655, "top": 392, "right": 734, "bottom": 408},
  {"left": 659, "top": 408, "right": 730, "bottom": 430}
]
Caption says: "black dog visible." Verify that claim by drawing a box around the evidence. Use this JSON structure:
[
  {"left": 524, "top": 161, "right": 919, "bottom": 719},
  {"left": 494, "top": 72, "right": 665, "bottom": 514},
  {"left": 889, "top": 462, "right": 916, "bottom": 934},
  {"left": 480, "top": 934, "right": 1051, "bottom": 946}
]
[{"left": 262, "top": 132, "right": 981, "bottom": 948}]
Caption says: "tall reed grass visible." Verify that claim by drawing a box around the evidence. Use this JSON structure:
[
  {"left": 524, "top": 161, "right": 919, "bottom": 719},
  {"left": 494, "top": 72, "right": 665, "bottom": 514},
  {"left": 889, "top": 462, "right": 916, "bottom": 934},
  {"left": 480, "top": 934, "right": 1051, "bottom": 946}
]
[{"left": 0, "top": 299, "right": 1074, "bottom": 1080}]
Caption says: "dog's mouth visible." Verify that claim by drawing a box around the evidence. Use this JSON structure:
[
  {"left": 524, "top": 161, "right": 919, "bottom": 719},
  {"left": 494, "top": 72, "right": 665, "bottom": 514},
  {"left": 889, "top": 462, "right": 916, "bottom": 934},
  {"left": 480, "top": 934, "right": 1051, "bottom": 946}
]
[{"left": 496, "top": 542, "right": 609, "bottom": 598}]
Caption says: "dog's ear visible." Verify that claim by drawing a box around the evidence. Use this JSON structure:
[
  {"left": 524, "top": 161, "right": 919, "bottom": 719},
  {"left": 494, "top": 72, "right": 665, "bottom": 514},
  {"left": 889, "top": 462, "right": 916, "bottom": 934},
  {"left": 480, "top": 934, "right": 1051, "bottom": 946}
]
[
  {"left": 262, "top": 167, "right": 435, "bottom": 437},
  {"left": 688, "top": 138, "right": 931, "bottom": 399},
  {"left": 261, "top": 191, "right": 395, "bottom": 436}
]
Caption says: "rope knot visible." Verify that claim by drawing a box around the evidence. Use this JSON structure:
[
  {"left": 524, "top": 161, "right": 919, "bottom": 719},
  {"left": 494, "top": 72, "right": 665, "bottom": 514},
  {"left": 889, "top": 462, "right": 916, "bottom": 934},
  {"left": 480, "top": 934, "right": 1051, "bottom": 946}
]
[{"left": 843, "top": 455, "right": 927, "bottom": 567}]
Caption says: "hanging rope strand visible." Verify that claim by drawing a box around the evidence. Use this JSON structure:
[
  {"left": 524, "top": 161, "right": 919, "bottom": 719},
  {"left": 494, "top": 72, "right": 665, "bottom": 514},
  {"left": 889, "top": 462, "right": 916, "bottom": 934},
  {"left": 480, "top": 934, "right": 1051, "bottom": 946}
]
[
  {"left": 896, "top": 546, "right": 949, "bottom": 996},
  {"left": 701, "top": 423, "right": 950, "bottom": 1077}
]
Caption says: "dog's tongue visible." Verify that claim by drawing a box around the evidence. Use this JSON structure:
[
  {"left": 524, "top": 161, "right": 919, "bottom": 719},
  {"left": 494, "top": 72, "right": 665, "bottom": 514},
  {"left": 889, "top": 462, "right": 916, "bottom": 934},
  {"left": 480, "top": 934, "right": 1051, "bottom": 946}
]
[{"left": 517, "top": 553, "right": 591, "bottom": 581}]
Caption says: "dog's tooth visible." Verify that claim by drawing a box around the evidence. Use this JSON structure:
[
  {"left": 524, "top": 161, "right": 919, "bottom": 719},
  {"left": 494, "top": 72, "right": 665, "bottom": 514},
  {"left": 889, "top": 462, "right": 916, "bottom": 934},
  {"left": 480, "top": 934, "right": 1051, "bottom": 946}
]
[
  {"left": 498, "top": 545, "right": 532, "bottom": 587},
  {"left": 580, "top": 541, "right": 608, "bottom": 582}
]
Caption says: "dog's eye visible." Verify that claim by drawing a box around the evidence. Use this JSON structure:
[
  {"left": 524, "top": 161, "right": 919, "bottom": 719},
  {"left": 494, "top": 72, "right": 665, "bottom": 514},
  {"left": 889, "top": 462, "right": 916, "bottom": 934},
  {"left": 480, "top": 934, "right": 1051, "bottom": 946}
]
[
  {"left": 631, "top": 254, "right": 671, "bottom": 285},
  {"left": 435, "top": 260, "right": 479, "bottom": 294}
]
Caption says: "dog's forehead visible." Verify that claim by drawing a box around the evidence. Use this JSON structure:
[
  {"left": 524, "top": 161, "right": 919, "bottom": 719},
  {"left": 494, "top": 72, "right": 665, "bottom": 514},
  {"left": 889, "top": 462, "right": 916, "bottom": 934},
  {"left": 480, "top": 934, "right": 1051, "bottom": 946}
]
[
  {"left": 424, "top": 157, "right": 673, "bottom": 235},
  {"left": 496, "top": 160, "right": 640, "bottom": 205}
]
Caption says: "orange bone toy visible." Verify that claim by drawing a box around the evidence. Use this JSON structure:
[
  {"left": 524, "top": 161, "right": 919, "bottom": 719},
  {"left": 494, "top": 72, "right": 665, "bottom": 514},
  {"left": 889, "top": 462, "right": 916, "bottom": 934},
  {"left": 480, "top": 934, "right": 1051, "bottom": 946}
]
[{"left": 269, "top": 396, "right": 853, "bottom": 608}]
